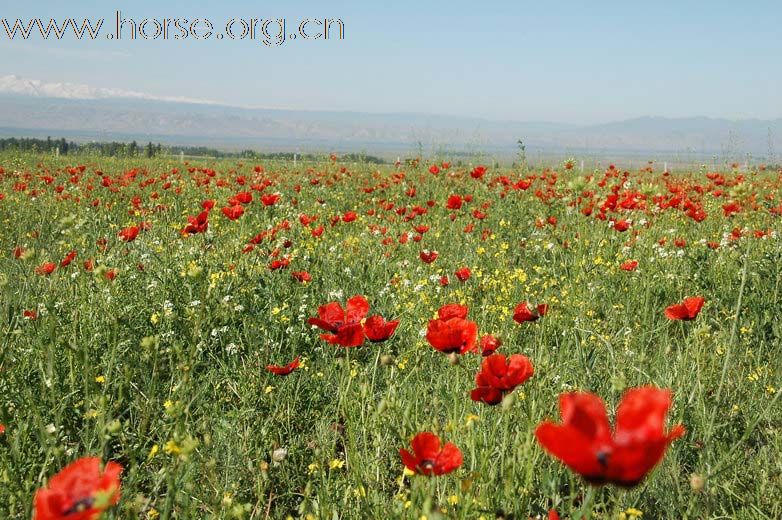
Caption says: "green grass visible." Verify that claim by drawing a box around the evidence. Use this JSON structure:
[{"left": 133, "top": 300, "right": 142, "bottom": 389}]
[{"left": 0, "top": 153, "right": 780, "bottom": 519}]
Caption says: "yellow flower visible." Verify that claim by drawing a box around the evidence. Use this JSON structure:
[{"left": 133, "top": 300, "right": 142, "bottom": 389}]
[
  {"left": 163, "top": 440, "right": 181, "bottom": 455},
  {"left": 95, "top": 375, "right": 106, "bottom": 384},
  {"left": 329, "top": 458, "right": 345, "bottom": 470},
  {"left": 147, "top": 444, "right": 159, "bottom": 460}
]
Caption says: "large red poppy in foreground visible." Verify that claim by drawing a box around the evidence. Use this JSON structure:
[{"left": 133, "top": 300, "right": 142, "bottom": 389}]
[
  {"left": 535, "top": 386, "right": 684, "bottom": 487},
  {"left": 34, "top": 457, "right": 123, "bottom": 520}
]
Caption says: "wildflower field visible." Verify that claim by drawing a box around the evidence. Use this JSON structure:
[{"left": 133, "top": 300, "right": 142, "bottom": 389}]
[{"left": 0, "top": 153, "right": 780, "bottom": 519}]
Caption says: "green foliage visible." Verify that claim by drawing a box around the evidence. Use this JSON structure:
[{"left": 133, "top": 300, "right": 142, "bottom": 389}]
[{"left": 0, "top": 153, "right": 780, "bottom": 519}]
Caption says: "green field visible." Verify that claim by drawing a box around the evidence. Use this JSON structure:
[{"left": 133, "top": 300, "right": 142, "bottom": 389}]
[{"left": 0, "top": 153, "right": 780, "bottom": 519}]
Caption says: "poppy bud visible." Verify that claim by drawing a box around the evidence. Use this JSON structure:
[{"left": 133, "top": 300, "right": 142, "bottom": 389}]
[
  {"left": 690, "top": 474, "right": 705, "bottom": 493},
  {"left": 380, "top": 354, "right": 395, "bottom": 366}
]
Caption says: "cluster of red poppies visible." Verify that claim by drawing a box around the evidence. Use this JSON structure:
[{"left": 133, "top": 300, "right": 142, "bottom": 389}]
[
  {"left": 401, "top": 385, "right": 685, "bottom": 489},
  {"left": 291, "top": 296, "right": 702, "bottom": 490},
  {"left": 305, "top": 295, "right": 400, "bottom": 348}
]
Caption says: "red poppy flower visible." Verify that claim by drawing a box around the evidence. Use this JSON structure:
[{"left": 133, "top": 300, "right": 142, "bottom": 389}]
[
  {"left": 363, "top": 315, "right": 399, "bottom": 342},
  {"left": 118, "top": 225, "right": 139, "bottom": 242},
  {"left": 426, "top": 304, "right": 478, "bottom": 354},
  {"left": 399, "top": 432, "right": 462, "bottom": 476},
  {"left": 446, "top": 195, "right": 463, "bottom": 210},
  {"left": 722, "top": 201, "right": 741, "bottom": 217},
  {"left": 437, "top": 303, "right": 468, "bottom": 320},
  {"left": 664, "top": 296, "right": 704, "bottom": 321},
  {"left": 620, "top": 260, "right": 638, "bottom": 272},
  {"left": 0, "top": 424, "right": 4, "bottom": 435},
  {"left": 234, "top": 191, "right": 253, "bottom": 204},
  {"left": 36, "top": 262, "right": 56, "bottom": 276},
  {"left": 478, "top": 334, "right": 501, "bottom": 356},
  {"left": 419, "top": 250, "right": 439, "bottom": 264},
  {"left": 470, "top": 353, "right": 534, "bottom": 405},
  {"left": 320, "top": 322, "right": 366, "bottom": 348},
  {"left": 60, "top": 250, "right": 77, "bottom": 268},
  {"left": 266, "top": 356, "right": 300, "bottom": 376},
  {"left": 268, "top": 258, "right": 290, "bottom": 270},
  {"left": 222, "top": 205, "right": 244, "bottom": 220},
  {"left": 471, "top": 165, "right": 487, "bottom": 179},
  {"left": 428, "top": 165, "right": 440, "bottom": 175},
  {"left": 34, "top": 457, "right": 123, "bottom": 520},
  {"left": 454, "top": 267, "right": 471, "bottom": 282},
  {"left": 261, "top": 193, "right": 281, "bottom": 206},
  {"left": 291, "top": 271, "right": 312, "bottom": 283},
  {"left": 183, "top": 209, "right": 209, "bottom": 235},
  {"left": 308, "top": 295, "right": 370, "bottom": 347},
  {"left": 513, "top": 302, "right": 547, "bottom": 323},
  {"left": 535, "top": 386, "right": 685, "bottom": 487},
  {"left": 24, "top": 309, "right": 38, "bottom": 320},
  {"left": 308, "top": 295, "right": 369, "bottom": 332},
  {"left": 613, "top": 219, "right": 631, "bottom": 232}
]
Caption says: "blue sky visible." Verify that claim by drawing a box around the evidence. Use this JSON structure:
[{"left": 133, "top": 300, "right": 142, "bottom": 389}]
[{"left": 1, "top": 0, "right": 780, "bottom": 124}]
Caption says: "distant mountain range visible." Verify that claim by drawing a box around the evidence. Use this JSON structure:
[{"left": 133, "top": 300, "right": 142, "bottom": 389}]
[{"left": 0, "top": 75, "right": 780, "bottom": 159}]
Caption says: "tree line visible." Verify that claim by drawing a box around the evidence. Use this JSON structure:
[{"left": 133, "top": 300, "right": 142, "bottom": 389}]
[{"left": 0, "top": 137, "right": 388, "bottom": 163}]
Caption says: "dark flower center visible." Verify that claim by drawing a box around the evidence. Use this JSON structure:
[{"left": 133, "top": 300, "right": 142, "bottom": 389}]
[
  {"left": 64, "top": 496, "right": 94, "bottom": 515},
  {"left": 596, "top": 450, "right": 610, "bottom": 467},
  {"left": 420, "top": 459, "right": 436, "bottom": 470}
]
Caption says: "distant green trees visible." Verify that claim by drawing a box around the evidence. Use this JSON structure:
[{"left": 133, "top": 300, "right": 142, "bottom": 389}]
[{"left": 0, "top": 136, "right": 388, "bottom": 163}]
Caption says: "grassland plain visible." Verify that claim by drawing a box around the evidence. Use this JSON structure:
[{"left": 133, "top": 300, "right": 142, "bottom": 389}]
[{"left": 0, "top": 153, "right": 780, "bottom": 519}]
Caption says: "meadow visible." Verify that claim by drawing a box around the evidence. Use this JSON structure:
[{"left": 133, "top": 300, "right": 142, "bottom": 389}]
[{"left": 0, "top": 153, "right": 780, "bottom": 519}]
